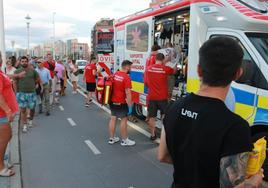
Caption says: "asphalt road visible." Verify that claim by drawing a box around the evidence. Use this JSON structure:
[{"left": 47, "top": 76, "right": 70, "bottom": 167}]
[{"left": 20, "top": 85, "right": 173, "bottom": 188}]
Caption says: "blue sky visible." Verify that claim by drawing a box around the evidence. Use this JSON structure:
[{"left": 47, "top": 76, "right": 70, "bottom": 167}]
[{"left": 3, "top": 0, "right": 151, "bottom": 49}]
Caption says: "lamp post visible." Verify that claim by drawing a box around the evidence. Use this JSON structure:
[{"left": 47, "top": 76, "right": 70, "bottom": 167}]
[
  {"left": 11, "top": 40, "right": 15, "bottom": 56},
  {"left": 52, "top": 12, "right": 56, "bottom": 60},
  {"left": 25, "top": 14, "right": 31, "bottom": 56},
  {"left": 0, "top": 0, "right": 6, "bottom": 69}
]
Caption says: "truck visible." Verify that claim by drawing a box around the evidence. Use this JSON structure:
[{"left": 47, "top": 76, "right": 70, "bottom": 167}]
[
  {"left": 114, "top": 0, "right": 268, "bottom": 177},
  {"left": 91, "top": 18, "right": 115, "bottom": 77}
]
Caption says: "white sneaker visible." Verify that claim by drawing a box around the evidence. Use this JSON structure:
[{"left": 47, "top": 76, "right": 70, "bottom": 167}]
[
  {"left": 28, "top": 120, "right": 34, "bottom": 128},
  {"left": 121, "top": 138, "right": 136, "bottom": 146},
  {"left": 108, "top": 137, "right": 120, "bottom": 144},
  {"left": 22, "top": 125, "right": 28, "bottom": 133}
]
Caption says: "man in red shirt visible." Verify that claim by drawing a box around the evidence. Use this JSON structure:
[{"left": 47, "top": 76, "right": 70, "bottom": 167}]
[
  {"left": 144, "top": 44, "right": 161, "bottom": 85},
  {"left": 145, "top": 53, "right": 176, "bottom": 141},
  {"left": 83, "top": 57, "right": 97, "bottom": 107},
  {"left": 108, "top": 60, "right": 135, "bottom": 146},
  {"left": 43, "top": 53, "right": 56, "bottom": 105}
]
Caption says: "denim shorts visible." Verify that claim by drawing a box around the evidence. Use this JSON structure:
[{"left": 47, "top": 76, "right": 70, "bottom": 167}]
[{"left": 0, "top": 117, "right": 8, "bottom": 124}]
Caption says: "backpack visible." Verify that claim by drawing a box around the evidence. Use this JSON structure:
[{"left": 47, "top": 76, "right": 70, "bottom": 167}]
[{"left": 95, "top": 76, "right": 113, "bottom": 105}]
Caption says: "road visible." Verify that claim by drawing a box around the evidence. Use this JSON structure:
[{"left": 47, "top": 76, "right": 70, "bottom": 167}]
[{"left": 20, "top": 84, "right": 173, "bottom": 188}]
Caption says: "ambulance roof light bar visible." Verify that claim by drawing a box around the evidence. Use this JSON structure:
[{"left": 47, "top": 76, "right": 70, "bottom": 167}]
[
  {"left": 135, "top": 8, "right": 154, "bottom": 16},
  {"left": 116, "top": 8, "right": 153, "bottom": 23},
  {"left": 159, "top": 0, "right": 184, "bottom": 8}
]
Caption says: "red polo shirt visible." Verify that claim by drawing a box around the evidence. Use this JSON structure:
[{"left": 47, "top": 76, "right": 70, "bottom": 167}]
[
  {"left": 0, "top": 71, "right": 19, "bottom": 117},
  {"left": 43, "top": 60, "right": 56, "bottom": 78},
  {"left": 145, "top": 64, "right": 174, "bottom": 100},
  {"left": 84, "top": 63, "right": 97, "bottom": 83},
  {"left": 111, "top": 71, "right": 132, "bottom": 104}
]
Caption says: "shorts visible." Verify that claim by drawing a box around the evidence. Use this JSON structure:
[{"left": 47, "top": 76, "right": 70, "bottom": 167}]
[
  {"left": 110, "top": 103, "right": 128, "bottom": 119},
  {"left": 0, "top": 117, "right": 8, "bottom": 124},
  {"left": 71, "top": 73, "right": 79, "bottom": 82},
  {"left": 148, "top": 100, "right": 168, "bottom": 118},
  {"left": 16, "top": 92, "right": 37, "bottom": 109},
  {"left": 86, "top": 82, "right": 96, "bottom": 92}
]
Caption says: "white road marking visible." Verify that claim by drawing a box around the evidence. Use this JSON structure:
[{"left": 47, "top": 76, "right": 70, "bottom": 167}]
[
  {"left": 59, "top": 105, "right": 64, "bottom": 111},
  {"left": 68, "top": 80, "right": 158, "bottom": 142},
  {"left": 84, "top": 140, "right": 101, "bottom": 155},
  {"left": 67, "top": 118, "right": 76, "bottom": 126}
]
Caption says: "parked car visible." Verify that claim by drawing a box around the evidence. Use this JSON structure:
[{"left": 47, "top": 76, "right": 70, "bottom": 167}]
[{"left": 76, "top": 60, "right": 87, "bottom": 73}]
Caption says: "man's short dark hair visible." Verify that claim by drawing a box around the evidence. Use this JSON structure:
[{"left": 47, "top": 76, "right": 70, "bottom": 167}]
[
  {"left": 156, "top": 53, "right": 165, "bottom": 61},
  {"left": 151, "top": 44, "right": 161, "bottom": 52},
  {"left": 20, "top": 56, "right": 29, "bottom": 61},
  {"left": 91, "top": 56, "right": 97, "bottom": 61},
  {"left": 121, "top": 60, "right": 133, "bottom": 67},
  {"left": 199, "top": 37, "right": 244, "bottom": 87}
]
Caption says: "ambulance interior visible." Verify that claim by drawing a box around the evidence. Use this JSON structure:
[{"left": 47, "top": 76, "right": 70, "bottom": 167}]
[{"left": 154, "top": 10, "right": 190, "bottom": 99}]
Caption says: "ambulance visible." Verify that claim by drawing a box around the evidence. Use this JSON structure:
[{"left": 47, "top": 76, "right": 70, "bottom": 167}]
[
  {"left": 114, "top": 0, "right": 268, "bottom": 174},
  {"left": 91, "top": 18, "right": 115, "bottom": 77}
]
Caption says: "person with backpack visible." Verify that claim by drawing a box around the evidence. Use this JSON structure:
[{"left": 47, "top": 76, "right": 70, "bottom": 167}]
[
  {"left": 108, "top": 60, "right": 135, "bottom": 146},
  {"left": 158, "top": 37, "right": 263, "bottom": 188},
  {"left": 83, "top": 57, "right": 97, "bottom": 107}
]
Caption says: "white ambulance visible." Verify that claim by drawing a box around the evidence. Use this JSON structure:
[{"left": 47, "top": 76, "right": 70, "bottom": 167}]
[{"left": 114, "top": 0, "right": 268, "bottom": 175}]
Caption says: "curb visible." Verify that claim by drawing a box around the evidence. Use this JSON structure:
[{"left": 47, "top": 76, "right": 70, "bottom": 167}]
[
  {"left": 10, "top": 114, "right": 22, "bottom": 188},
  {"left": 0, "top": 115, "right": 22, "bottom": 188}
]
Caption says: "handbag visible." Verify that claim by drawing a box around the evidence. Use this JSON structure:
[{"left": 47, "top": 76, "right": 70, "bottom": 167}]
[{"left": 73, "top": 70, "right": 79, "bottom": 76}]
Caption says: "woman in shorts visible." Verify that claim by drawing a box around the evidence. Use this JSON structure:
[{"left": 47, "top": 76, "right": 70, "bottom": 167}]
[
  {"left": 68, "top": 60, "right": 79, "bottom": 94},
  {"left": 0, "top": 52, "right": 19, "bottom": 177}
]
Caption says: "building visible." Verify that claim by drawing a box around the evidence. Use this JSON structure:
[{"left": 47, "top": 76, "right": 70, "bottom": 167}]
[
  {"left": 15, "top": 48, "right": 27, "bottom": 57},
  {"left": 43, "top": 41, "right": 53, "bottom": 57},
  {"left": 55, "top": 40, "right": 66, "bottom": 60},
  {"left": 67, "top": 39, "right": 90, "bottom": 60},
  {"left": 33, "top": 45, "right": 42, "bottom": 57}
]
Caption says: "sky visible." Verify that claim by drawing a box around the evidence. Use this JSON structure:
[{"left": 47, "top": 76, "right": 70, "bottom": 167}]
[{"left": 3, "top": 0, "right": 151, "bottom": 50}]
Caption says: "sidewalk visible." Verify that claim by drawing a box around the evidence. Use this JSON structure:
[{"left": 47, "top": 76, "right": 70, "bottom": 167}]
[{"left": 0, "top": 115, "right": 22, "bottom": 188}]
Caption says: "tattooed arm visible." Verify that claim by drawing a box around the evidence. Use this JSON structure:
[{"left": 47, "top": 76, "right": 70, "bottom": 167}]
[{"left": 220, "top": 152, "right": 263, "bottom": 188}]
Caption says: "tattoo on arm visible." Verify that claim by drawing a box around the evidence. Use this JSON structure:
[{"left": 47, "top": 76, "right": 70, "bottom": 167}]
[{"left": 220, "top": 152, "right": 249, "bottom": 188}]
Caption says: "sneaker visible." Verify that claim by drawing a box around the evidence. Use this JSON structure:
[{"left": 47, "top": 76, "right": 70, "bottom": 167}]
[
  {"left": 85, "top": 103, "right": 90, "bottom": 107},
  {"left": 46, "top": 112, "right": 50, "bottom": 116},
  {"left": 22, "top": 125, "right": 28, "bottom": 133},
  {"left": 28, "top": 120, "right": 34, "bottom": 128},
  {"left": 108, "top": 137, "right": 120, "bottom": 144},
  {"left": 121, "top": 138, "right": 136, "bottom": 146}
]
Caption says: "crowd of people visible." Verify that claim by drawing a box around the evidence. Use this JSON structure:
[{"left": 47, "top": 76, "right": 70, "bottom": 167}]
[{"left": 0, "top": 36, "right": 265, "bottom": 187}]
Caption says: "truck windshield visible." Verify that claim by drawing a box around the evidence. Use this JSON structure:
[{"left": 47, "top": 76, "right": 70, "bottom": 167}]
[{"left": 246, "top": 33, "right": 268, "bottom": 66}]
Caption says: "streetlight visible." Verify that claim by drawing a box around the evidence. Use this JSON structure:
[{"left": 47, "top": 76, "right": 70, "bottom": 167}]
[
  {"left": 11, "top": 41, "right": 15, "bottom": 56},
  {"left": 52, "top": 12, "right": 56, "bottom": 60},
  {"left": 0, "top": 0, "right": 6, "bottom": 69},
  {"left": 25, "top": 14, "right": 31, "bottom": 56}
]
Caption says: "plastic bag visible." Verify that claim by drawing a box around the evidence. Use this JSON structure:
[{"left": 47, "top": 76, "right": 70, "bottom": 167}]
[{"left": 246, "top": 137, "right": 266, "bottom": 176}]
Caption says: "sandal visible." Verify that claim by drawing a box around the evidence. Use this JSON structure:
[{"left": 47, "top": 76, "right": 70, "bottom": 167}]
[{"left": 0, "top": 168, "right": 15, "bottom": 177}]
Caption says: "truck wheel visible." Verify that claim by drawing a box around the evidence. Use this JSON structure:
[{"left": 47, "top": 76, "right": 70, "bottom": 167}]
[
  {"left": 133, "top": 104, "right": 146, "bottom": 120},
  {"left": 252, "top": 131, "right": 268, "bottom": 181}
]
